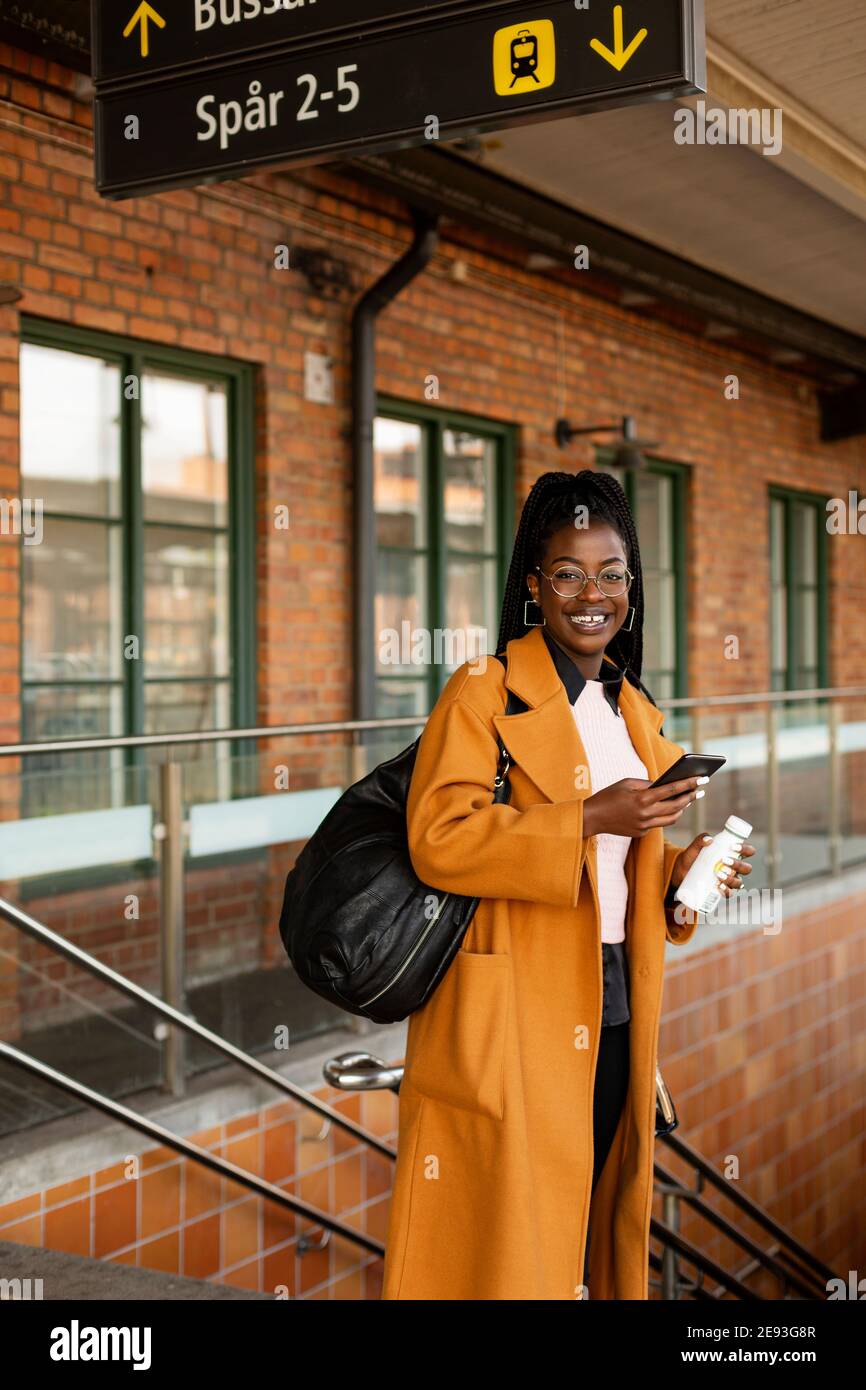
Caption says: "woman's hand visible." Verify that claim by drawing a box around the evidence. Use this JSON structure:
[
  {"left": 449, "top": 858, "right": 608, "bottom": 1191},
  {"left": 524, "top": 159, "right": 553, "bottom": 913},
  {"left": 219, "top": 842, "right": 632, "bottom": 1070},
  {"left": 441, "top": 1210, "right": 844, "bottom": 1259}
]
[
  {"left": 582, "top": 777, "right": 704, "bottom": 840},
  {"left": 669, "top": 836, "right": 757, "bottom": 895}
]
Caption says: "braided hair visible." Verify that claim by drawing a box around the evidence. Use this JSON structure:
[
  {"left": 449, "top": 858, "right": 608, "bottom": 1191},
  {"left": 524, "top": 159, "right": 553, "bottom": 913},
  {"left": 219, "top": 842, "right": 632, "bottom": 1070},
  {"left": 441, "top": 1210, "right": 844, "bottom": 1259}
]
[{"left": 495, "top": 469, "right": 657, "bottom": 705}]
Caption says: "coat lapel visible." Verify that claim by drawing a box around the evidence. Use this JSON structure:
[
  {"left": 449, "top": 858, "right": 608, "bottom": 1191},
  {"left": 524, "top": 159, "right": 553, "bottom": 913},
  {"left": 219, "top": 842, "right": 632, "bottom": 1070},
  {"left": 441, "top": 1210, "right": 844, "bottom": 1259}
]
[
  {"left": 491, "top": 626, "right": 666, "bottom": 805},
  {"left": 491, "top": 626, "right": 590, "bottom": 806}
]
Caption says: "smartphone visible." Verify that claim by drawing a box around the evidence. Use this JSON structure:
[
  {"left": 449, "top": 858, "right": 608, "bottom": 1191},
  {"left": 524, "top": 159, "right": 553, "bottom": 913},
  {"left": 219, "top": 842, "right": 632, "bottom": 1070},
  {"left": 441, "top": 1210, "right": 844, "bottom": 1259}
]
[{"left": 650, "top": 753, "right": 726, "bottom": 792}]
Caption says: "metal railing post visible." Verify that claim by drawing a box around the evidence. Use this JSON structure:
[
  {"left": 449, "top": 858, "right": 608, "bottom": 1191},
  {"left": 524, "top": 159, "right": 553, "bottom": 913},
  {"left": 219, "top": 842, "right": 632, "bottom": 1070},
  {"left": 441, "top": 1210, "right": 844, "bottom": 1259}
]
[
  {"left": 766, "top": 704, "right": 779, "bottom": 890},
  {"left": 156, "top": 760, "right": 188, "bottom": 1096},
  {"left": 828, "top": 701, "right": 841, "bottom": 875},
  {"left": 661, "top": 1187, "right": 682, "bottom": 1299},
  {"left": 691, "top": 710, "right": 706, "bottom": 837}
]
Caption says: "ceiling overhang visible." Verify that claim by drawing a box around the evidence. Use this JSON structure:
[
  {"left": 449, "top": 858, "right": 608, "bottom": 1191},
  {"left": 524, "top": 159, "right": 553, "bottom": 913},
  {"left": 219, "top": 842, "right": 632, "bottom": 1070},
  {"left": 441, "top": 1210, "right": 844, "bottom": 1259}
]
[{"left": 343, "top": 145, "right": 866, "bottom": 386}]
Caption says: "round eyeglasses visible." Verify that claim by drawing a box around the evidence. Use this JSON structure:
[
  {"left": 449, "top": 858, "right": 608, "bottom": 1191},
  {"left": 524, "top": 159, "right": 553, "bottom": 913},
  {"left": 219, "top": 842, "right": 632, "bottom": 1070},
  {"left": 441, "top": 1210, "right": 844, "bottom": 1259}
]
[{"left": 535, "top": 564, "right": 633, "bottom": 598}]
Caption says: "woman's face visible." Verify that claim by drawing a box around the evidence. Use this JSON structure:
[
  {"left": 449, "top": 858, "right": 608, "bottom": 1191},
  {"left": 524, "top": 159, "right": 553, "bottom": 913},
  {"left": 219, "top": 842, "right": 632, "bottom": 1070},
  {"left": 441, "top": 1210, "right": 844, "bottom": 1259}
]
[{"left": 526, "top": 519, "right": 631, "bottom": 659}]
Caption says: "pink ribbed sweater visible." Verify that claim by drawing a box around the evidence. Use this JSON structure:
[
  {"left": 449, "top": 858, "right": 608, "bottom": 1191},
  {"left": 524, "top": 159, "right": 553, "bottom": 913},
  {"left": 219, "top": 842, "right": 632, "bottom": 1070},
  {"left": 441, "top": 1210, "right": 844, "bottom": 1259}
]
[{"left": 571, "top": 678, "right": 648, "bottom": 943}]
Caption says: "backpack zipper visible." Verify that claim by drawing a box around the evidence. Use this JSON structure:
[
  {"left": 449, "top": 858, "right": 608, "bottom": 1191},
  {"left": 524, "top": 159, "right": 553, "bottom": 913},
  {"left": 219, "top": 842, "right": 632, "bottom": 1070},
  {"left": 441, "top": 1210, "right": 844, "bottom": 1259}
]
[{"left": 358, "top": 887, "right": 458, "bottom": 1008}]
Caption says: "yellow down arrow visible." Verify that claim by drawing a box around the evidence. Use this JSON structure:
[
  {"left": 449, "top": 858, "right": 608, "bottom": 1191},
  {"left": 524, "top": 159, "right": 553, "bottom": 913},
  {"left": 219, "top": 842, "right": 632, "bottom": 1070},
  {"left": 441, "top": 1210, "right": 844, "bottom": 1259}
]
[
  {"left": 123, "top": 2, "right": 166, "bottom": 60},
  {"left": 590, "top": 5, "right": 648, "bottom": 72}
]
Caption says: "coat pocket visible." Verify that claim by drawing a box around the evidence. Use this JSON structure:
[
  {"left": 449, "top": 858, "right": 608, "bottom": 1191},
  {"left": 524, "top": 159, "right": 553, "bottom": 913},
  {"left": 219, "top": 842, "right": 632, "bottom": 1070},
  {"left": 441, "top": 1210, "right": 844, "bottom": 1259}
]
[{"left": 405, "top": 950, "right": 510, "bottom": 1121}]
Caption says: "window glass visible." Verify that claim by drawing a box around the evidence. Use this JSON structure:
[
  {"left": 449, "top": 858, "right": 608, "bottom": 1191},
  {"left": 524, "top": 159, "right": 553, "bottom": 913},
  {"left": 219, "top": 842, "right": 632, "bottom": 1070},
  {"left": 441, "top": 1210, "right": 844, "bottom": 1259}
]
[
  {"left": 602, "top": 462, "right": 683, "bottom": 697},
  {"left": 19, "top": 334, "right": 248, "bottom": 809},
  {"left": 143, "top": 528, "right": 230, "bottom": 679},
  {"left": 443, "top": 431, "right": 496, "bottom": 552},
  {"left": 20, "top": 344, "right": 121, "bottom": 517},
  {"left": 23, "top": 520, "right": 123, "bottom": 682},
  {"left": 142, "top": 372, "right": 229, "bottom": 528},
  {"left": 770, "top": 493, "right": 826, "bottom": 691},
  {"left": 374, "top": 417, "right": 426, "bottom": 548},
  {"left": 374, "top": 413, "right": 509, "bottom": 713},
  {"left": 445, "top": 556, "right": 498, "bottom": 671},
  {"left": 374, "top": 551, "right": 428, "bottom": 675}
]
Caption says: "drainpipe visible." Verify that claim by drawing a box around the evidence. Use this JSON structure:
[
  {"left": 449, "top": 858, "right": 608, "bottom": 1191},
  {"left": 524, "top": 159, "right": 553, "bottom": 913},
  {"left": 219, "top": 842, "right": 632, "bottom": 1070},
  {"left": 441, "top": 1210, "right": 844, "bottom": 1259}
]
[{"left": 352, "top": 208, "right": 440, "bottom": 724}]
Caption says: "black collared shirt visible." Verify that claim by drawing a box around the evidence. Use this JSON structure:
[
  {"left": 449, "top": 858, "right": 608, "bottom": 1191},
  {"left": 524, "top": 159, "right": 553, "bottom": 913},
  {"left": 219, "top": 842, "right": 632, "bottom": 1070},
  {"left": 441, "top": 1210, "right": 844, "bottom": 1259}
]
[
  {"left": 541, "top": 629, "right": 630, "bottom": 1027},
  {"left": 541, "top": 628, "right": 624, "bottom": 716}
]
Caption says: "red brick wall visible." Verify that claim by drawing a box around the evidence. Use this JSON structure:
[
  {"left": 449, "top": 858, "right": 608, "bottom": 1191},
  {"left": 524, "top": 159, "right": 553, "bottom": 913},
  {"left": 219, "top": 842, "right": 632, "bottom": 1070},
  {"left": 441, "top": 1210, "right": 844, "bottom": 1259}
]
[{"left": 0, "top": 42, "right": 864, "bottom": 736}]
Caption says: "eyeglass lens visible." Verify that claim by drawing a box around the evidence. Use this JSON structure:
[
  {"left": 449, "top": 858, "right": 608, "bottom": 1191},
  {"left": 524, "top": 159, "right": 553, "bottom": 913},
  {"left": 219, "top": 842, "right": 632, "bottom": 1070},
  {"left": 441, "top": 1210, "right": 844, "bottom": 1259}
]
[{"left": 550, "top": 567, "right": 628, "bottom": 597}]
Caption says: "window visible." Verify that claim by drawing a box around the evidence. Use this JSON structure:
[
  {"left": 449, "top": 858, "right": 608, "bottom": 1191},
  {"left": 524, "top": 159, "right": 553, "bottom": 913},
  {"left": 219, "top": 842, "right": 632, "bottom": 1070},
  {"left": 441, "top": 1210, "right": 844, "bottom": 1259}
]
[
  {"left": 599, "top": 457, "right": 687, "bottom": 700},
  {"left": 19, "top": 320, "right": 255, "bottom": 808},
  {"left": 373, "top": 402, "right": 515, "bottom": 716},
  {"left": 769, "top": 488, "right": 828, "bottom": 691}
]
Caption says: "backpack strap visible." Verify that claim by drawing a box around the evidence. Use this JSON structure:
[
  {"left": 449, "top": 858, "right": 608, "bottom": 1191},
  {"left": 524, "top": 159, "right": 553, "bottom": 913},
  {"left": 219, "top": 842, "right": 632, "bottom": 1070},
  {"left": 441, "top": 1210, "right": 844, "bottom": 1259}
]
[{"left": 492, "top": 652, "right": 527, "bottom": 795}]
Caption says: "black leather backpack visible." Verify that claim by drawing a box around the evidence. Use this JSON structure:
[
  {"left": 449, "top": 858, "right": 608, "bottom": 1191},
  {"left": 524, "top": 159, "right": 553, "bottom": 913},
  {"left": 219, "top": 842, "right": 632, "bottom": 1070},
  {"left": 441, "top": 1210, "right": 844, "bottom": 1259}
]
[{"left": 278, "top": 655, "right": 523, "bottom": 1025}]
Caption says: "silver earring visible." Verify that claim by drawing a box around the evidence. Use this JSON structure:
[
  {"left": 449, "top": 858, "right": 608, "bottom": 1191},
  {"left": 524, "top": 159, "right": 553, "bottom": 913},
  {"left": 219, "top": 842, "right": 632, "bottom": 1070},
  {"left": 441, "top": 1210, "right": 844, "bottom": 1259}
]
[
  {"left": 622, "top": 606, "right": 636, "bottom": 632},
  {"left": 524, "top": 598, "right": 546, "bottom": 627}
]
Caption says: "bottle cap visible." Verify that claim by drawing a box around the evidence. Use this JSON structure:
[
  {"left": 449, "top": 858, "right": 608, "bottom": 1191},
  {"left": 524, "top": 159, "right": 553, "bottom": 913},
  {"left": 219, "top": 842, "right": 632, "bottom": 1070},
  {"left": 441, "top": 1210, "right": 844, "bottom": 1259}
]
[{"left": 725, "top": 814, "right": 752, "bottom": 838}]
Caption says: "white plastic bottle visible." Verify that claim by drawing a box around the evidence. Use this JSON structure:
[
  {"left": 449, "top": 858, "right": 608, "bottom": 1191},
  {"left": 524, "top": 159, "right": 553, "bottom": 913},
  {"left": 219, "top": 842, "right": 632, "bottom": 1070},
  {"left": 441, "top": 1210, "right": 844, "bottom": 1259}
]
[{"left": 674, "top": 815, "right": 753, "bottom": 914}]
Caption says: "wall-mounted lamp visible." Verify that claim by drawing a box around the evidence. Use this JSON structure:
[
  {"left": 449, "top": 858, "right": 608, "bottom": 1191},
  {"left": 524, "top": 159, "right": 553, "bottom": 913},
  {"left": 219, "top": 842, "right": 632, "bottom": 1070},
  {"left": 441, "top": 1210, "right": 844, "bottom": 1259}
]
[
  {"left": 554, "top": 413, "right": 658, "bottom": 470},
  {"left": 0, "top": 284, "right": 23, "bottom": 306}
]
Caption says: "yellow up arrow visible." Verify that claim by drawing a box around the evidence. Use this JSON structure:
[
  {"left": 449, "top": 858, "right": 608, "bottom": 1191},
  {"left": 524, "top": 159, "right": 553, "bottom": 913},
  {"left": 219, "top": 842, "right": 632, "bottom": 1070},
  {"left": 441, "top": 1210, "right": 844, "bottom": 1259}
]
[
  {"left": 590, "top": 5, "right": 648, "bottom": 71},
  {"left": 123, "top": 2, "right": 166, "bottom": 60}
]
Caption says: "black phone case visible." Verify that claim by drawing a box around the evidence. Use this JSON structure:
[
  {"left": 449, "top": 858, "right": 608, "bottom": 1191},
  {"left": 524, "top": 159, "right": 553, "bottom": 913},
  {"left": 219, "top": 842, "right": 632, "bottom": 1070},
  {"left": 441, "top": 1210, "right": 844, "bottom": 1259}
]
[{"left": 650, "top": 754, "right": 726, "bottom": 789}]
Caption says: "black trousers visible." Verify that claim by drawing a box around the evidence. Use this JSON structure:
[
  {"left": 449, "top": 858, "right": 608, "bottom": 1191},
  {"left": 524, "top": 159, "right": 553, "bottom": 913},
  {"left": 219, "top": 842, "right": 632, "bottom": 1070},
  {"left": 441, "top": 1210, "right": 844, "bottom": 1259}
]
[{"left": 582, "top": 1020, "right": 630, "bottom": 1291}]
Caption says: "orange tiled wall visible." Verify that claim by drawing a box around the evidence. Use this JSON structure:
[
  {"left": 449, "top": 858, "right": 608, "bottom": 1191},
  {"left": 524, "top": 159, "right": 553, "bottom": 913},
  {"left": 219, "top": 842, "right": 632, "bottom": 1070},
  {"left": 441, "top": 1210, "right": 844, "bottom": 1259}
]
[
  {"left": 651, "top": 889, "right": 866, "bottom": 1294},
  {"left": 0, "top": 1083, "right": 397, "bottom": 1299}
]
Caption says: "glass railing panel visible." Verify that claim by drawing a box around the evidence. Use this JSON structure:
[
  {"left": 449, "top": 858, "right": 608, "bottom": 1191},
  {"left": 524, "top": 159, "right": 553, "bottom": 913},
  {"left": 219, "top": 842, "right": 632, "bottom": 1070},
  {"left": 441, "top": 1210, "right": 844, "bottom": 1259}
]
[
  {"left": 0, "top": 691, "right": 861, "bottom": 1133},
  {"left": 175, "top": 726, "right": 425, "bottom": 1075},
  {"left": 838, "top": 696, "right": 866, "bottom": 870},
  {"left": 0, "top": 929, "right": 164, "bottom": 1138},
  {"left": 0, "top": 756, "right": 162, "bottom": 1126},
  {"left": 660, "top": 705, "right": 771, "bottom": 896},
  {"left": 776, "top": 697, "right": 831, "bottom": 884}
]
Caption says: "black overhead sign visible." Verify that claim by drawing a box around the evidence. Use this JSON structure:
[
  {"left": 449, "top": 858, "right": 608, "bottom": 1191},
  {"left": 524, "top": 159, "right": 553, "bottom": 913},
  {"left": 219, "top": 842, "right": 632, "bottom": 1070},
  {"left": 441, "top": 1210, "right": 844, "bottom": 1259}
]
[
  {"left": 92, "top": 1, "right": 529, "bottom": 82},
  {"left": 92, "top": 0, "right": 706, "bottom": 200}
]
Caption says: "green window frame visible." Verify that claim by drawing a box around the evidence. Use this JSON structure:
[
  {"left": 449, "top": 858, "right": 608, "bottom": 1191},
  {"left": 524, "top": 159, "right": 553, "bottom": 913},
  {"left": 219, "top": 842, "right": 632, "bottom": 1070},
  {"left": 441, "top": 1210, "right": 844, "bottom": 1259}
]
[
  {"left": 596, "top": 453, "right": 688, "bottom": 700},
  {"left": 769, "top": 485, "right": 829, "bottom": 691},
  {"left": 374, "top": 398, "right": 516, "bottom": 714},
  {"left": 18, "top": 315, "right": 256, "bottom": 787}
]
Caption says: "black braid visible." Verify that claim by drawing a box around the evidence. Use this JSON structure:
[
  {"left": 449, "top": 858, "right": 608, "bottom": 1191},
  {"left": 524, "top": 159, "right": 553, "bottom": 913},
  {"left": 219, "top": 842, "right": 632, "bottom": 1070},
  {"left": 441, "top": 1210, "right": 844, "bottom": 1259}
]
[{"left": 495, "top": 470, "right": 658, "bottom": 705}]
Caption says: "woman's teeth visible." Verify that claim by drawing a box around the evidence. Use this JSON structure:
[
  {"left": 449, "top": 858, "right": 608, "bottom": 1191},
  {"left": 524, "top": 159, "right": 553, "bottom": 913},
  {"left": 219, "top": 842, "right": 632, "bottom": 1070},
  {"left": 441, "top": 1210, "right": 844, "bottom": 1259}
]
[{"left": 568, "top": 614, "right": 609, "bottom": 629}]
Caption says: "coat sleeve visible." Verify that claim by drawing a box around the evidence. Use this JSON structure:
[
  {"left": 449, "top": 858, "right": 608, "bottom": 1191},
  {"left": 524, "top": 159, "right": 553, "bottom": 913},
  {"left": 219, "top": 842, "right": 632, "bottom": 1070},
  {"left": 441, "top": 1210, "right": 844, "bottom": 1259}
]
[
  {"left": 406, "top": 694, "right": 588, "bottom": 907},
  {"left": 655, "top": 723, "right": 699, "bottom": 946},
  {"left": 662, "top": 838, "right": 698, "bottom": 945}
]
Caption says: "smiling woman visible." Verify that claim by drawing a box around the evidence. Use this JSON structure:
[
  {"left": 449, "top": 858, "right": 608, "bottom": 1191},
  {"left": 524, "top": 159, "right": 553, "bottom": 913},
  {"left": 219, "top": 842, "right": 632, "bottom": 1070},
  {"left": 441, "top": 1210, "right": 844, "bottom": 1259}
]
[{"left": 381, "top": 469, "right": 754, "bottom": 1301}]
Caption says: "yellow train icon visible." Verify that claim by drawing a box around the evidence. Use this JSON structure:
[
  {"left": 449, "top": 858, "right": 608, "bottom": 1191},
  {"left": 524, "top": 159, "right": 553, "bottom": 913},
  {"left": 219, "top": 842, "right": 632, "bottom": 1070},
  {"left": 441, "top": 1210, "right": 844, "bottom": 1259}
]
[
  {"left": 510, "top": 29, "right": 540, "bottom": 86},
  {"left": 493, "top": 20, "right": 555, "bottom": 97}
]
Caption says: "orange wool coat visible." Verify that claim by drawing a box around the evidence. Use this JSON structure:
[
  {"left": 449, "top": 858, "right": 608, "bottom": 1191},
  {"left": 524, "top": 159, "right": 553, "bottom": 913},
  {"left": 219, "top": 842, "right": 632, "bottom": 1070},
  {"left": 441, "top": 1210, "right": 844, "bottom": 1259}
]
[{"left": 380, "top": 625, "right": 698, "bottom": 1301}]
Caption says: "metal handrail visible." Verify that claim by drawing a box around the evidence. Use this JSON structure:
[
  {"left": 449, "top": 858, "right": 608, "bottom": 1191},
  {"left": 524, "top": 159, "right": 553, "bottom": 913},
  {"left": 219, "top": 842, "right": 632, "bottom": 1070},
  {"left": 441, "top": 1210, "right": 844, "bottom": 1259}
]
[
  {"left": 653, "top": 1159, "right": 827, "bottom": 1299},
  {"left": 0, "top": 715, "right": 428, "bottom": 757},
  {"left": 659, "top": 1131, "right": 837, "bottom": 1287},
  {"left": 0, "top": 684, "right": 864, "bottom": 757},
  {"left": 0, "top": 896, "right": 395, "bottom": 1162},
  {"left": 0, "top": 1042, "right": 384, "bottom": 1259},
  {"left": 648, "top": 1216, "right": 763, "bottom": 1300},
  {"left": 660, "top": 685, "right": 866, "bottom": 710}
]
